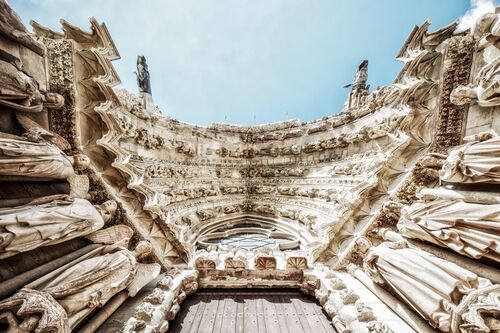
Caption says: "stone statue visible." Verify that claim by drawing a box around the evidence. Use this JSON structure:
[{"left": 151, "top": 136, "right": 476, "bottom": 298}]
[
  {"left": 398, "top": 199, "right": 500, "bottom": 262},
  {"left": 0, "top": 59, "right": 64, "bottom": 112},
  {"left": 344, "top": 60, "right": 369, "bottom": 92},
  {"left": 0, "top": 0, "right": 45, "bottom": 56},
  {"left": 450, "top": 55, "right": 500, "bottom": 107},
  {"left": 0, "top": 195, "right": 117, "bottom": 258},
  {"left": 0, "top": 134, "right": 89, "bottom": 180},
  {"left": 440, "top": 135, "right": 500, "bottom": 184},
  {"left": 364, "top": 241, "right": 494, "bottom": 332},
  {"left": 0, "top": 241, "right": 161, "bottom": 331},
  {"left": 136, "top": 55, "right": 151, "bottom": 94},
  {"left": 472, "top": 12, "right": 500, "bottom": 50}
]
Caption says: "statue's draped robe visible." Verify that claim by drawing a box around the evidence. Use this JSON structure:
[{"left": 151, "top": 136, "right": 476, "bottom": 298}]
[
  {"left": 42, "top": 249, "right": 137, "bottom": 328},
  {"left": 476, "top": 55, "right": 500, "bottom": 107},
  {"left": 364, "top": 242, "right": 490, "bottom": 332},
  {"left": 441, "top": 136, "right": 500, "bottom": 184},
  {"left": 0, "top": 197, "right": 104, "bottom": 257},
  {"left": 0, "top": 137, "right": 74, "bottom": 179},
  {"left": 0, "top": 59, "right": 43, "bottom": 111},
  {"left": 398, "top": 199, "right": 500, "bottom": 262}
]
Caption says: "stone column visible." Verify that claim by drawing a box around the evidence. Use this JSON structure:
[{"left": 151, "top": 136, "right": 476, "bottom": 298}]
[{"left": 347, "top": 264, "right": 435, "bottom": 333}]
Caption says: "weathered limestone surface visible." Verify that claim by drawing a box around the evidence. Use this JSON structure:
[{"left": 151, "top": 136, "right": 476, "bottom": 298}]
[{"left": 0, "top": 1, "right": 499, "bottom": 332}]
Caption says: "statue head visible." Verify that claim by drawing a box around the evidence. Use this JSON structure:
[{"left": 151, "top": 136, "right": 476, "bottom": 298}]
[
  {"left": 42, "top": 92, "right": 64, "bottom": 109},
  {"left": 73, "top": 154, "right": 90, "bottom": 170},
  {"left": 355, "top": 302, "right": 375, "bottom": 322},
  {"left": 100, "top": 200, "right": 118, "bottom": 223},
  {"left": 450, "top": 85, "right": 477, "bottom": 105},
  {"left": 134, "top": 241, "right": 153, "bottom": 258},
  {"left": 473, "top": 13, "right": 497, "bottom": 38}
]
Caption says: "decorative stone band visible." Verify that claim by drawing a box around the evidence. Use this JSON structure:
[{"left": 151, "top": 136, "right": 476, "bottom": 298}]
[
  {"left": 0, "top": 288, "right": 70, "bottom": 333},
  {"left": 451, "top": 284, "right": 500, "bottom": 333}
]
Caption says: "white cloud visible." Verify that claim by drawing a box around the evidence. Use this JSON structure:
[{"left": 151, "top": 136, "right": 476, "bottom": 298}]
[{"left": 456, "top": 0, "right": 496, "bottom": 32}]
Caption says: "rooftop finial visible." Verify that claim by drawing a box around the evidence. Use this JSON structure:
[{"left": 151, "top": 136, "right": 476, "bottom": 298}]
[
  {"left": 136, "top": 55, "right": 151, "bottom": 95},
  {"left": 343, "top": 60, "right": 370, "bottom": 110}
]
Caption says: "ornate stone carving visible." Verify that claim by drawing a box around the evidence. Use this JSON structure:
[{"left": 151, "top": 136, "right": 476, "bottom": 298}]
[
  {"left": 364, "top": 241, "right": 496, "bottom": 332},
  {"left": 433, "top": 35, "right": 475, "bottom": 150},
  {"left": 450, "top": 55, "right": 500, "bottom": 107},
  {"left": 286, "top": 256, "right": 308, "bottom": 269},
  {"left": 254, "top": 256, "right": 276, "bottom": 270},
  {"left": 441, "top": 135, "right": 500, "bottom": 184},
  {"left": 398, "top": 199, "right": 500, "bottom": 263},
  {"left": 0, "top": 196, "right": 116, "bottom": 258},
  {"left": 0, "top": 134, "right": 89, "bottom": 180},
  {"left": 0, "top": 289, "right": 70, "bottom": 333},
  {"left": 22, "top": 241, "right": 160, "bottom": 329},
  {"left": 0, "top": 59, "right": 64, "bottom": 112}
]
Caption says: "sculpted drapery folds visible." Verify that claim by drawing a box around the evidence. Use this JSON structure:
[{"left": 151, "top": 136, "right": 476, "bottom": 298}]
[
  {"left": 0, "top": 195, "right": 117, "bottom": 258},
  {"left": 0, "top": 59, "right": 64, "bottom": 113},
  {"left": 364, "top": 241, "right": 494, "bottom": 332},
  {"left": 398, "top": 199, "right": 500, "bottom": 263},
  {"left": 450, "top": 54, "right": 500, "bottom": 108},
  {"left": 440, "top": 135, "right": 500, "bottom": 184},
  {"left": 0, "top": 240, "right": 160, "bottom": 331},
  {"left": 0, "top": 134, "right": 89, "bottom": 180}
]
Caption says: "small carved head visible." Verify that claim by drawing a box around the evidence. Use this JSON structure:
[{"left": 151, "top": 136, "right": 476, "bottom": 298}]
[
  {"left": 134, "top": 241, "right": 153, "bottom": 258},
  {"left": 450, "top": 85, "right": 477, "bottom": 106},
  {"left": 473, "top": 13, "right": 497, "bottom": 38},
  {"left": 355, "top": 302, "right": 375, "bottom": 322},
  {"left": 100, "top": 200, "right": 118, "bottom": 222},
  {"left": 43, "top": 92, "right": 65, "bottom": 109},
  {"left": 73, "top": 154, "right": 90, "bottom": 170}
]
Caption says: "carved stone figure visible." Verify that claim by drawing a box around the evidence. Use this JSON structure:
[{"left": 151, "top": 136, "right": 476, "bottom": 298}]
[
  {"left": 136, "top": 55, "right": 151, "bottom": 94},
  {"left": 364, "top": 241, "right": 494, "bottom": 332},
  {"left": 0, "top": 134, "right": 89, "bottom": 180},
  {"left": 0, "top": 59, "right": 64, "bottom": 112},
  {"left": 0, "top": 195, "right": 116, "bottom": 258},
  {"left": 472, "top": 12, "right": 500, "bottom": 50},
  {"left": 440, "top": 135, "right": 500, "bottom": 184},
  {"left": 0, "top": 239, "right": 159, "bottom": 331},
  {"left": 398, "top": 199, "right": 500, "bottom": 263},
  {"left": 43, "top": 241, "right": 158, "bottom": 329},
  {"left": 0, "top": 0, "right": 45, "bottom": 56},
  {"left": 450, "top": 56, "right": 500, "bottom": 107}
]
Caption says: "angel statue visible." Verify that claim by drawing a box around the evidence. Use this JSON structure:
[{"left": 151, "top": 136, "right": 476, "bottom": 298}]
[
  {"left": 0, "top": 227, "right": 161, "bottom": 332},
  {"left": 0, "top": 132, "right": 89, "bottom": 180},
  {"left": 0, "top": 195, "right": 117, "bottom": 258}
]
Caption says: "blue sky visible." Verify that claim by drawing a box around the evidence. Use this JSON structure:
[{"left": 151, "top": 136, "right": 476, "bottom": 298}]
[{"left": 10, "top": 0, "right": 496, "bottom": 125}]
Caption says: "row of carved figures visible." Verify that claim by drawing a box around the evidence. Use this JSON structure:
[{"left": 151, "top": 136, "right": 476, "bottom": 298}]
[
  {"left": 0, "top": 21, "right": 160, "bottom": 329},
  {"left": 0, "top": 126, "right": 161, "bottom": 331},
  {"left": 359, "top": 132, "right": 500, "bottom": 332}
]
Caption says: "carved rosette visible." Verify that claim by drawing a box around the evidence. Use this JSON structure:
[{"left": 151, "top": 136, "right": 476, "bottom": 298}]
[
  {"left": 254, "top": 256, "right": 277, "bottom": 270},
  {"left": 286, "top": 256, "right": 308, "bottom": 269}
]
